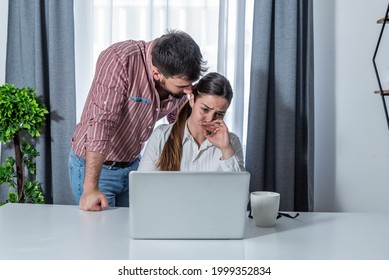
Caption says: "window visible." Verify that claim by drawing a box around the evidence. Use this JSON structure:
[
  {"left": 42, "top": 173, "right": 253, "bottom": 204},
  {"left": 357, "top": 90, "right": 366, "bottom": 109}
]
[{"left": 74, "top": 0, "right": 253, "bottom": 150}]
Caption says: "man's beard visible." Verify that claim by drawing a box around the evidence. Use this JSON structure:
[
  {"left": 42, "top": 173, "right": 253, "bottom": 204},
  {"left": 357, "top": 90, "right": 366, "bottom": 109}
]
[
  {"left": 155, "top": 79, "right": 186, "bottom": 99},
  {"left": 171, "top": 93, "right": 186, "bottom": 99}
]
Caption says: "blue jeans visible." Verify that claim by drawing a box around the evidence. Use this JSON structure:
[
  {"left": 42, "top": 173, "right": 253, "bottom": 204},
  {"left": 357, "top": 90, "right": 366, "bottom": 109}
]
[{"left": 68, "top": 149, "right": 140, "bottom": 207}]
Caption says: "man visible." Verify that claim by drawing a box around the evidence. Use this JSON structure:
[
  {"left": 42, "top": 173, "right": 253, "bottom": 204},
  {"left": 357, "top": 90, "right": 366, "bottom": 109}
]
[{"left": 69, "top": 30, "right": 207, "bottom": 211}]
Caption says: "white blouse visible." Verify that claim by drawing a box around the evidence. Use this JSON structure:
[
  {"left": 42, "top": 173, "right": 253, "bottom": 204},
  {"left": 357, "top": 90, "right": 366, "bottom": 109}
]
[{"left": 138, "top": 123, "right": 245, "bottom": 171}]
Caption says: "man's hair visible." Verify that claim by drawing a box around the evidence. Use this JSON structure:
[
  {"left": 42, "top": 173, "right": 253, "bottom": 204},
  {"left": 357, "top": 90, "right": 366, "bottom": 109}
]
[{"left": 152, "top": 30, "right": 207, "bottom": 81}]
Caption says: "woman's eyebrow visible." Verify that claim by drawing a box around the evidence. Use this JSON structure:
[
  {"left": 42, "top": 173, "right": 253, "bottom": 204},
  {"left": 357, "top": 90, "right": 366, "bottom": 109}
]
[{"left": 201, "top": 103, "right": 226, "bottom": 113}]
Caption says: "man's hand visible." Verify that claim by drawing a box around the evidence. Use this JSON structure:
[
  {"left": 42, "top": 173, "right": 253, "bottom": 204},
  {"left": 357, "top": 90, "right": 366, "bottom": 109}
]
[
  {"left": 79, "top": 190, "right": 108, "bottom": 211},
  {"left": 80, "top": 151, "right": 107, "bottom": 211}
]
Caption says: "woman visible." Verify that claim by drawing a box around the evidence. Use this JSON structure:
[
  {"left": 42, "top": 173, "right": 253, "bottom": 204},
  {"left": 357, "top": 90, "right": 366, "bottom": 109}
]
[{"left": 138, "top": 72, "right": 244, "bottom": 171}]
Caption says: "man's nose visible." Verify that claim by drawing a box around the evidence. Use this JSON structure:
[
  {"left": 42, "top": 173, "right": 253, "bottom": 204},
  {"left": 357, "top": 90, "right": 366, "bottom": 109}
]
[{"left": 183, "top": 85, "right": 193, "bottom": 94}]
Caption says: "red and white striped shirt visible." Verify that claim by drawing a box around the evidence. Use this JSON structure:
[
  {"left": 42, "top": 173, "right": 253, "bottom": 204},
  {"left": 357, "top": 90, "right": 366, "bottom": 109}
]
[{"left": 71, "top": 39, "right": 183, "bottom": 162}]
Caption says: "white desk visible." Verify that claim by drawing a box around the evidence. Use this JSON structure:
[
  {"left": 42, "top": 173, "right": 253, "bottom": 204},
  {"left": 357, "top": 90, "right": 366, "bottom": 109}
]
[{"left": 0, "top": 203, "right": 388, "bottom": 260}]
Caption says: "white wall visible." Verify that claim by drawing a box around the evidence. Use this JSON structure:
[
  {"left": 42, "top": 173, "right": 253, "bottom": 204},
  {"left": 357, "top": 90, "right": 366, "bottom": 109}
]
[
  {"left": 314, "top": 0, "right": 389, "bottom": 212},
  {"left": 0, "top": 0, "right": 8, "bottom": 84}
]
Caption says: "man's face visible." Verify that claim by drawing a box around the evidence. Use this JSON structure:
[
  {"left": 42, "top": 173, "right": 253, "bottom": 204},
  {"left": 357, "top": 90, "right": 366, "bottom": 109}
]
[{"left": 154, "top": 70, "right": 194, "bottom": 98}]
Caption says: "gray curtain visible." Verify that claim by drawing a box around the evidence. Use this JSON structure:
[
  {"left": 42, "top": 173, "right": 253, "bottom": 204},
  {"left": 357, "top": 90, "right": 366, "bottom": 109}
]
[
  {"left": 245, "top": 0, "right": 314, "bottom": 211},
  {"left": 1, "top": 0, "right": 76, "bottom": 204}
]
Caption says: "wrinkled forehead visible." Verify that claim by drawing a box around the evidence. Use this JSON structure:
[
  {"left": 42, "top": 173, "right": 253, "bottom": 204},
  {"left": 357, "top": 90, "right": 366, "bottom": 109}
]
[{"left": 195, "top": 94, "right": 230, "bottom": 110}]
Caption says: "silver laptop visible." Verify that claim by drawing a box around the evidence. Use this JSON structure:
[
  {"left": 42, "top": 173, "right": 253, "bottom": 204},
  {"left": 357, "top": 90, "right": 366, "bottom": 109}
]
[{"left": 129, "top": 171, "right": 250, "bottom": 239}]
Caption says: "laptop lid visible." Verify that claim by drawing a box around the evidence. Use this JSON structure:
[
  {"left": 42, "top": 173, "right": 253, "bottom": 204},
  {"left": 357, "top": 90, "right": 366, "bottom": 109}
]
[{"left": 129, "top": 171, "right": 250, "bottom": 239}]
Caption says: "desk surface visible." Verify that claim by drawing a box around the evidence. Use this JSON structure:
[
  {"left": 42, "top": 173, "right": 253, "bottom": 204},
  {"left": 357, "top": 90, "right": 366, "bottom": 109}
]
[{"left": 0, "top": 203, "right": 388, "bottom": 260}]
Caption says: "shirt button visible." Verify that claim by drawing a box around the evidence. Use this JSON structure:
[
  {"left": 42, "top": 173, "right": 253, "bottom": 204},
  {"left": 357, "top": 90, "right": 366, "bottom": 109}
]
[
  {"left": 155, "top": 108, "right": 159, "bottom": 111},
  {"left": 148, "top": 125, "right": 152, "bottom": 129}
]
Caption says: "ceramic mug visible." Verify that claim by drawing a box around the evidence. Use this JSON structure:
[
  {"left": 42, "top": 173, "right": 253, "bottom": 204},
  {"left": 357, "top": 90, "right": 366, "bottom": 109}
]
[{"left": 250, "top": 191, "right": 280, "bottom": 227}]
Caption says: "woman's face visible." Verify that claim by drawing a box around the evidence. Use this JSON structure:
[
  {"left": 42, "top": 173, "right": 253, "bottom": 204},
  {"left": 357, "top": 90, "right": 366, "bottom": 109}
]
[{"left": 189, "top": 93, "right": 230, "bottom": 124}]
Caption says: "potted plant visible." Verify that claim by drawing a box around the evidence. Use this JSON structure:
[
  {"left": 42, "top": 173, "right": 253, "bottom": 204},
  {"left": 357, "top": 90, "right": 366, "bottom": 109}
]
[{"left": 0, "top": 83, "right": 48, "bottom": 205}]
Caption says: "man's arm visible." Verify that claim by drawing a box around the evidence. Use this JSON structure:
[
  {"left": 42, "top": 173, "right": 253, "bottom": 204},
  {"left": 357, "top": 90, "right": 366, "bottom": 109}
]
[{"left": 79, "top": 151, "right": 108, "bottom": 211}]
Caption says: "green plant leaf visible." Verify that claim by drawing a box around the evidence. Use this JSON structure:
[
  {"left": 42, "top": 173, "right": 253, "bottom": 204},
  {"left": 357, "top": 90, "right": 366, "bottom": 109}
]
[
  {"left": 24, "top": 180, "right": 44, "bottom": 204},
  {"left": 0, "top": 83, "right": 48, "bottom": 143},
  {"left": 0, "top": 83, "right": 47, "bottom": 205}
]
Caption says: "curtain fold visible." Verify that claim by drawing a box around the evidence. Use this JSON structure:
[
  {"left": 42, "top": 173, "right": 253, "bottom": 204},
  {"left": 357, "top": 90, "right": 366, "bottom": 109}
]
[
  {"left": 1, "top": 0, "right": 76, "bottom": 204},
  {"left": 245, "top": 0, "right": 314, "bottom": 211}
]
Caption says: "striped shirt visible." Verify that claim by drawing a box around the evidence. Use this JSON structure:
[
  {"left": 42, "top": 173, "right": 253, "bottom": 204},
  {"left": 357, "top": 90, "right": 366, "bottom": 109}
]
[{"left": 71, "top": 39, "right": 183, "bottom": 162}]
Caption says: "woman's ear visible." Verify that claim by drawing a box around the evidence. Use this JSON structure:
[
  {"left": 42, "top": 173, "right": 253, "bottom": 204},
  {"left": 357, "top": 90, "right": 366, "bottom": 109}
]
[{"left": 188, "top": 94, "right": 195, "bottom": 107}]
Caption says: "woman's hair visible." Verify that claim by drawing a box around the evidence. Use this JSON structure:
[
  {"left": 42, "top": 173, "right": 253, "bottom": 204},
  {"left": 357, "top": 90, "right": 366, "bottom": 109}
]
[
  {"left": 157, "top": 72, "right": 233, "bottom": 171},
  {"left": 152, "top": 30, "right": 207, "bottom": 81}
]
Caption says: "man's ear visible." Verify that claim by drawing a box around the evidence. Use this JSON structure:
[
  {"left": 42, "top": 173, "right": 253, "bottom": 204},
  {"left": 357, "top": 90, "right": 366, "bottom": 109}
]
[{"left": 152, "top": 66, "right": 162, "bottom": 80}]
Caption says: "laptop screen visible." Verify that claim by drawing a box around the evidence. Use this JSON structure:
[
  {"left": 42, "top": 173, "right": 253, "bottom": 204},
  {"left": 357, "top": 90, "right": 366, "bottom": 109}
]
[{"left": 129, "top": 171, "right": 250, "bottom": 239}]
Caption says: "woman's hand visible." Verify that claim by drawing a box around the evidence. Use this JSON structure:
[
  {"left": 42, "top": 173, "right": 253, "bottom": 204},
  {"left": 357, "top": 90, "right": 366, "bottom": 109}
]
[{"left": 200, "top": 120, "right": 235, "bottom": 160}]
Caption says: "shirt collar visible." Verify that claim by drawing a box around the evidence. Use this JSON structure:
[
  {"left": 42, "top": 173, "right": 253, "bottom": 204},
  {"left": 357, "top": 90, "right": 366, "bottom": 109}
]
[{"left": 182, "top": 122, "right": 192, "bottom": 145}]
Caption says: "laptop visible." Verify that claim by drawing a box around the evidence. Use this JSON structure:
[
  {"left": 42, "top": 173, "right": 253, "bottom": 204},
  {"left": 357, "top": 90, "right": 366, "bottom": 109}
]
[{"left": 129, "top": 171, "right": 250, "bottom": 240}]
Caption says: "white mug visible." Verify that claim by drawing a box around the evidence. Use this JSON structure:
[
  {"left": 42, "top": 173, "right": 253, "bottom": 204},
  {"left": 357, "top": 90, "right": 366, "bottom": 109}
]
[{"left": 250, "top": 191, "right": 280, "bottom": 227}]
